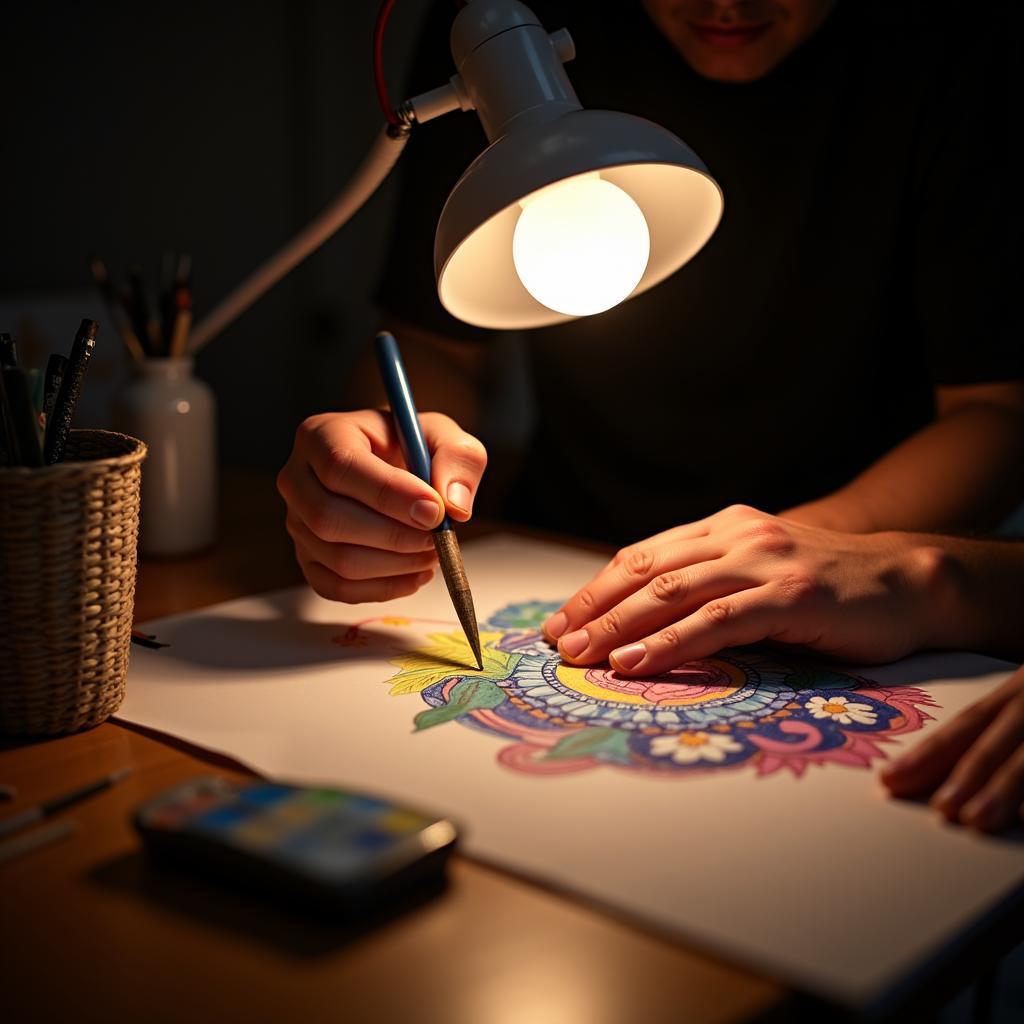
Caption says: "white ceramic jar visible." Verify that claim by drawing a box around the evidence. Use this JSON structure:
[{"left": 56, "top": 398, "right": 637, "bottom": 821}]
[{"left": 113, "top": 357, "right": 217, "bottom": 556}]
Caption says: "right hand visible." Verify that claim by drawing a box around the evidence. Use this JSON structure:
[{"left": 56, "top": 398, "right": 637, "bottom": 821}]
[{"left": 277, "top": 410, "right": 487, "bottom": 603}]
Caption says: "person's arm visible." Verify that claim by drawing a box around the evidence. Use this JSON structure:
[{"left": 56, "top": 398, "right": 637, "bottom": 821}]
[{"left": 781, "top": 380, "right": 1024, "bottom": 533}]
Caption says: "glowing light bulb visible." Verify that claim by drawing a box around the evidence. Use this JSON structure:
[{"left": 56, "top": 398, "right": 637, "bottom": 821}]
[{"left": 512, "top": 175, "right": 650, "bottom": 317}]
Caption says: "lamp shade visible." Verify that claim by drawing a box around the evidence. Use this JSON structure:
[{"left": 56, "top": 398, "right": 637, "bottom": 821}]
[{"left": 435, "top": 109, "right": 723, "bottom": 329}]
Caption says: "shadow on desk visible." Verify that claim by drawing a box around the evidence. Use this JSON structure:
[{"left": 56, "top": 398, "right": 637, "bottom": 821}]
[{"left": 90, "top": 850, "right": 449, "bottom": 958}]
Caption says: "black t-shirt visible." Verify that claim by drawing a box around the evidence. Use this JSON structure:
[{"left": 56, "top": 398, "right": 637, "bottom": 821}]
[{"left": 376, "top": 1, "right": 1021, "bottom": 545}]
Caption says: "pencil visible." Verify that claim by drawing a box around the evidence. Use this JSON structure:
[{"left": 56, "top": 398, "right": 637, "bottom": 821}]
[
  {"left": 43, "top": 318, "right": 98, "bottom": 465},
  {"left": 168, "top": 288, "right": 192, "bottom": 359},
  {"left": 0, "top": 766, "right": 132, "bottom": 839},
  {"left": 0, "top": 820, "right": 77, "bottom": 866},
  {"left": 373, "top": 330, "right": 483, "bottom": 670}
]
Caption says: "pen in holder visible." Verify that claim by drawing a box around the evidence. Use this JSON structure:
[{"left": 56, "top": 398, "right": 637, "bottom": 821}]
[
  {"left": 0, "top": 429, "right": 146, "bottom": 735},
  {"left": 113, "top": 356, "right": 217, "bottom": 557}
]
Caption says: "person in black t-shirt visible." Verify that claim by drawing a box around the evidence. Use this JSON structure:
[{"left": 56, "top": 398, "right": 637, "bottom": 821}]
[{"left": 277, "top": 0, "right": 1022, "bottom": 665}]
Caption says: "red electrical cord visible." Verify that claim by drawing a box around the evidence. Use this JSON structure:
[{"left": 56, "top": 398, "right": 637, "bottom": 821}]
[{"left": 373, "top": 0, "right": 402, "bottom": 126}]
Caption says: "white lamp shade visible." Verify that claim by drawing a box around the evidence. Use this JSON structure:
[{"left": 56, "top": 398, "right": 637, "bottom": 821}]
[{"left": 435, "top": 108, "right": 723, "bottom": 329}]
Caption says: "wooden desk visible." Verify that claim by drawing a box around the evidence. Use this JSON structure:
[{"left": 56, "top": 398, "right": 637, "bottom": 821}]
[{"left": 2, "top": 472, "right": 784, "bottom": 1024}]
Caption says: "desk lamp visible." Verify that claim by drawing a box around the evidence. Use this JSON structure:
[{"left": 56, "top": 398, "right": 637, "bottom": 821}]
[{"left": 189, "top": 0, "right": 723, "bottom": 351}]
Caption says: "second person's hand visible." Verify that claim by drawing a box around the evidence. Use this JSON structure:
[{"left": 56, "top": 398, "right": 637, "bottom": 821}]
[{"left": 277, "top": 410, "right": 487, "bottom": 603}]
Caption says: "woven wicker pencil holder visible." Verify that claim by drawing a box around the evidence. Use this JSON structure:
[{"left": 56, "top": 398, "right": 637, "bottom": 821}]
[{"left": 0, "top": 430, "right": 147, "bottom": 735}]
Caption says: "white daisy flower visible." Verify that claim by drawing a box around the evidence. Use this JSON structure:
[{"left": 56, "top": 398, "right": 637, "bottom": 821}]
[
  {"left": 805, "top": 694, "right": 877, "bottom": 726},
  {"left": 650, "top": 731, "right": 743, "bottom": 765}
]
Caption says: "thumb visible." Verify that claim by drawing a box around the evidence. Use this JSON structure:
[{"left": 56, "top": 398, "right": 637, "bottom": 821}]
[{"left": 420, "top": 413, "right": 488, "bottom": 523}]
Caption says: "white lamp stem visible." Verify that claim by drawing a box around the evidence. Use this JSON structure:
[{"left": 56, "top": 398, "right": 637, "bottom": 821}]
[{"left": 188, "top": 124, "right": 411, "bottom": 354}]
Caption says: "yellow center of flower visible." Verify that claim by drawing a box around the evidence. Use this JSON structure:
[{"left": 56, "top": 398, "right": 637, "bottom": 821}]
[
  {"left": 679, "top": 732, "right": 709, "bottom": 746},
  {"left": 822, "top": 701, "right": 847, "bottom": 714}
]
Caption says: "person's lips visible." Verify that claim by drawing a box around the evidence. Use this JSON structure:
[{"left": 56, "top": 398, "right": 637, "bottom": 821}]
[{"left": 687, "top": 21, "right": 774, "bottom": 50}]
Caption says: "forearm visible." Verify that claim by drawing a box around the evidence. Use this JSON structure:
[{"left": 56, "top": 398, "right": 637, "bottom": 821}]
[
  {"left": 897, "top": 532, "right": 1024, "bottom": 660},
  {"left": 783, "top": 400, "right": 1024, "bottom": 533}
]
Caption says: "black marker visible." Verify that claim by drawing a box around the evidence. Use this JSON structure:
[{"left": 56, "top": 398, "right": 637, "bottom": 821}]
[
  {"left": 44, "top": 319, "right": 98, "bottom": 465},
  {"left": 0, "top": 331, "right": 17, "bottom": 368},
  {"left": 42, "top": 353, "right": 69, "bottom": 426},
  {"left": 1, "top": 367, "right": 43, "bottom": 466}
]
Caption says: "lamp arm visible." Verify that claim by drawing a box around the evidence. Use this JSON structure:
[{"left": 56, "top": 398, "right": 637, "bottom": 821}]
[{"left": 188, "top": 122, "right": 413, "bottom": 354}]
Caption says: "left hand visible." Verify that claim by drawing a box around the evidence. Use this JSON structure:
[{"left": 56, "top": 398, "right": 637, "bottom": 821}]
[
  {"left": 881, "top": 666, "right": 1024, "bottom": 832},
  {"left": 542, "top": 505, "right": 949, "bottom": 675}
]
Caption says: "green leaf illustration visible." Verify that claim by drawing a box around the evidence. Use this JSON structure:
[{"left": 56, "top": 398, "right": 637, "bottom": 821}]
[
  {"left": 389, "top": 630, "right": 519, "bottom": 695},
  {"left": 414, "top": 677, "right": 507, "bottom": 731},
  {"left": 544, "top": 726, "right": 633, "bottom": 764}
]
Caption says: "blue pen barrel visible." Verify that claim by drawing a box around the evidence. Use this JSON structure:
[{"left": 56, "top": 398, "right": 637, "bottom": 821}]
[{"left": 374, "top": 331, "right": 451, "bottom": 531}]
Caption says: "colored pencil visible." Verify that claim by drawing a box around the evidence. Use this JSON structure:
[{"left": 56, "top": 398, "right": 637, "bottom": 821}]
[{"left": 0, "top": 767, "right": 132, "bottom": 839}]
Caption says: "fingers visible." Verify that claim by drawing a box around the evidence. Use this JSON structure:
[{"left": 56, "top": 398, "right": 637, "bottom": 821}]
[
  {"left": 556, "top": 561, "right": 757, "bottom": 666},
  {"left": 299, "top": 412, "right": 447, "bottom": 529},
  {"left": 420, "top": 412, "right": 488, "bottom": 522},
  {"left": 300, "top": 558, "right": 436, "bottom": 604},
  {"left": 607, "top": 581, "right": 801, "bottom": 676},
  {"left": 927, "top": 692, "right": 1024, "bottom": 827},
  {"left": 880, "top": 702, "right": 999, "bottom": 798},
  {"left": 959, "top": 743, "right": 1024, "bottom": 832},
  {"left": 279, "top": 465, "right": 436, "bottom": 553},
  {"left": 286, "top": 514, "right": 438, "bottom": 580},
  {"left": 543, "top": 538, "right": 723, "bottom": 643}
]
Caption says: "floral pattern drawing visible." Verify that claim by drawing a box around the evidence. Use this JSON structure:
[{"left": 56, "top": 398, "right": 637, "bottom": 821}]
[{"left": 342, "top": 600, "right": 939, "bottom": 778}]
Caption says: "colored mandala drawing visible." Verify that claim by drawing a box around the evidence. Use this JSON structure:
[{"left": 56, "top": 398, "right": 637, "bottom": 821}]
[{"left": 370, "top": 601, "right": 940, "bottom": 778}]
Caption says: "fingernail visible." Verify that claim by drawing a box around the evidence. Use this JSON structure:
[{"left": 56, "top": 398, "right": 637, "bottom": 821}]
[
  {"left": 447, "top": 481, "right": 472, "bottom": 515},
  {"left": 410, "top": 498, "right": 442, "bottom": 528},
  {"left": 611, "top": 643, "right": 646, "bottom": 671},
  {"left": 544, "top": 612, "right": 569, "bottom": 640},
  {"left": 560, "top": 629, "right": 589, "bottom": 659}
]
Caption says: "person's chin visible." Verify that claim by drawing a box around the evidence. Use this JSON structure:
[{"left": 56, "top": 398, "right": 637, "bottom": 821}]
[{"left": 677, "top": 40, "right": 791, "bottom": 83}]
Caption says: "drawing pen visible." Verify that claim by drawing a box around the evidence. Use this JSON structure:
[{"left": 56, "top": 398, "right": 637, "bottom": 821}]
[
  {"left": 89, "top": 255, "right": 145, "bottom": 361},
  {"left": 0, "top": 331, "right": 17, "bottom": 368},
  {"left": 1, "top": 367, "right": 43, "bottom": 467},
  {"left": 42, "top": 353, "right": 69, "bottom": 426},
  {"left": 0, "top": 767, "right": 132, "bottom": 839},
  {"left": 374, "top": 330, "right": 483, "bottom": 670},
  {"left": 43, "top": 318, "right": 98, "bottom": 465}
]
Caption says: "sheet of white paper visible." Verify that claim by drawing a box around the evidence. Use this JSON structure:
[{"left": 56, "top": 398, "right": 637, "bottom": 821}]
[{"left": 119, "top": 536, "right": 1024, "bottom": 1008}]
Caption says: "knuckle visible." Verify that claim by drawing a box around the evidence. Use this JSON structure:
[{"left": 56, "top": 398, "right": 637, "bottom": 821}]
[
  {"left": 325, "top": 443, "right": 358, "bottom": 489},
  {"left": 576, "top": 588, "right": 597, "bottom": 612},
  {"left": 374, "top": 465, "right": 402, "bottom": 515},
  {"left": 389, "top": 521, "right": 417, "bottom": 553},
  {"left": 702, "top": 600, "right": 732, "bottom": 626},
  {"left": 724, "top": 503, "right": 758, "bottom": 519},
  {"left": 598, "top": 609, "right": 623, "bottom": 637},
  {"left": 275, "top": 466, "right": 291, "bottom": 500},
  {"left": 451, "top": 435, "right": 488, "bottom": 470},
  {"left": 650, "top": 570, "right": 687, "bottom": 604},
  {"left": 611, "top": 546, "right": 631, "bottom": 568},
  {"left": 622, "top": 547, "right": 654, "bottom": 579},
  {"left": 305, "top": 504, "right": 338, "bottom": 541},
  {"left": 657, "top": 625, "right": 681, "bottom": 648},
  {"left": 740, "top": 518, "right": 792, "bottom": 552},
  {"left": 777, "top": 571, "right": 820, "bottom": 605}
]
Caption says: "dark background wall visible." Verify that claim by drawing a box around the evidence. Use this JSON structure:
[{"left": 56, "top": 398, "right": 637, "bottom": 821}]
[{"left": 2, "top": 0, "right": 434, "bottom": 471}]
